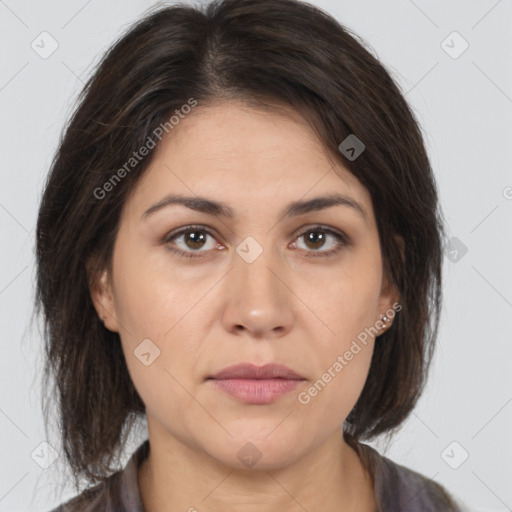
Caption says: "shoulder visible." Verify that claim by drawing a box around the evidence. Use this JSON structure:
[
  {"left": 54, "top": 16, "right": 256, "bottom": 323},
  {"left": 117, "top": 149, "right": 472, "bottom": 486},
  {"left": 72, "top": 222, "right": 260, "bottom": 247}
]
[
  {"left": 358, "top": 443, "right": 467, "bottom": 512},
  {"left": 47, "top": 472, "right": 122, "bottom": 512},
  {"left": 47, "top": 440, "right": 149, "bottom": 512}
]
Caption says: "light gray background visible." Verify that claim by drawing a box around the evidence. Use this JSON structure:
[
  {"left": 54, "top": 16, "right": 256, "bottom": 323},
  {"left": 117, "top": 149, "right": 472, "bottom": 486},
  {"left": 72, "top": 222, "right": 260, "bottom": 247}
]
[{"left": 1, "top": 0, "right": 511, "bottom": 510}]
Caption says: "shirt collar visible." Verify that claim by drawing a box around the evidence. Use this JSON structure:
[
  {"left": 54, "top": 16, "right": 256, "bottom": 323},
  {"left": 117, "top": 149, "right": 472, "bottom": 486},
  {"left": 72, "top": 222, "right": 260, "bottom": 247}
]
[{"left": 118, "top": 439, "right": 149, "bottom": 510}]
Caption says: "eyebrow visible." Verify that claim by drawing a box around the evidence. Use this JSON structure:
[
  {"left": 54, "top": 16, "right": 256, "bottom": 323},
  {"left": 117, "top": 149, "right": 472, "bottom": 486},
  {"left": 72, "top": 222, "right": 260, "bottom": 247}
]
[{"left": 141, "top": 192, "right": 368, "bottom": 223}]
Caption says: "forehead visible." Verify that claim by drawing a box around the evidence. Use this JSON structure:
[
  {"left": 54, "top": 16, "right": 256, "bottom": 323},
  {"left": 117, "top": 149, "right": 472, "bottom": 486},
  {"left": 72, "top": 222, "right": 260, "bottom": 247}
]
[
  {"left": 126, "top": 101, "right": 374, "bottom": 223},
  {"left": 157, "top": 100, "right": 338, "bottom": 176}
]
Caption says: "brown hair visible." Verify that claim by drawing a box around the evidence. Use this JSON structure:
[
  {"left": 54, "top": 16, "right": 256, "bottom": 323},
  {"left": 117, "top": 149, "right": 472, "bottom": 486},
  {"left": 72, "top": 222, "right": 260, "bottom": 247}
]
[{"left": 36, "top": 0, "right": 445, "bottom": 491}]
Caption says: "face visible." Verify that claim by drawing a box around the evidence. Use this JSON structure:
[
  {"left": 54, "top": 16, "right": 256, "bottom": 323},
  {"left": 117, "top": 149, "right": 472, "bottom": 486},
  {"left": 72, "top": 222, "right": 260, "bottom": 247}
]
[{"left": 91, "top": 100, "right": 399, "bottom": 470}]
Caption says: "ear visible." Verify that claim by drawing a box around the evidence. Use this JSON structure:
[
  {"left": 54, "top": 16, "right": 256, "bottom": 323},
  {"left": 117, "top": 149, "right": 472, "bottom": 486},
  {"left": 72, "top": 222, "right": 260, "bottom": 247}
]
[
  {"left": 87, "top": 259, "right": 120, "bottom": 333},
  {"left": 376, "top": 234, "right": 404, "bottom": 333}
]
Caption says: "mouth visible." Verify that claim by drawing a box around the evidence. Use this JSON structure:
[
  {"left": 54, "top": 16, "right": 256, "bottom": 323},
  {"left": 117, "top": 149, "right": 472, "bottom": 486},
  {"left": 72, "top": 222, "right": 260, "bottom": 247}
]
[{"left": 207, "top": 363, "right": 306, "bottom": 404}]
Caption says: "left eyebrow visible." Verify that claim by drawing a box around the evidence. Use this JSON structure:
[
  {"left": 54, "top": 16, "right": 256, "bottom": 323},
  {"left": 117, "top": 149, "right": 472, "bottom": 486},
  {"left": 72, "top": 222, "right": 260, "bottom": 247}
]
[{"left": 141, "top": 192, "right": 368, "bottom": 223}]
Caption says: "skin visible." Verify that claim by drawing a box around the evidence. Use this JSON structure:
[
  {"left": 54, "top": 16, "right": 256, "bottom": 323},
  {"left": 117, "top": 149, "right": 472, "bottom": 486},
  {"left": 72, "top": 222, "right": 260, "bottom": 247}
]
[{"left": 90, "top": 100, "right": 400, "bottom": 512}]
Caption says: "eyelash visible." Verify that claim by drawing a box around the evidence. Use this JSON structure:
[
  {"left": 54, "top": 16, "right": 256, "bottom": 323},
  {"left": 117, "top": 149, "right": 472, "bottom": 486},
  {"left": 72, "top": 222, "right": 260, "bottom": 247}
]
[{"left": 162, "top": 224, "right": 350, "bottom": 260}]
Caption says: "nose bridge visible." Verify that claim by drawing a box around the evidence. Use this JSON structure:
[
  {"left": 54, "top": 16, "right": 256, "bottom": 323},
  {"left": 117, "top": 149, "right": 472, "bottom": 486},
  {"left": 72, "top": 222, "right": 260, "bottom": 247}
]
[
  {"left": 237, "top": 240, "right": 282, "bottom": 300},
  {"left": 221, "top": 235, "right": 294, "bottom": 338}
]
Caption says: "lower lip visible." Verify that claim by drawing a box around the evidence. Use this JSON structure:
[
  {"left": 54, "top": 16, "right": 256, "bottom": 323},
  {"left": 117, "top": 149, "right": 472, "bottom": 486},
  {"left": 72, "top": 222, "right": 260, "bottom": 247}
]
[{"left": 209, "top": 378, "right": 304, "bottom": 404}]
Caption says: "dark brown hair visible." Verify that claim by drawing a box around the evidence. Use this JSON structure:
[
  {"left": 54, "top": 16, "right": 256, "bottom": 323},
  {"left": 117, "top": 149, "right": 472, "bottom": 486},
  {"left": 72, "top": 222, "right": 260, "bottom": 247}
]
[{"left": 36, "top": 0, "right": 446, "bottom": 492}]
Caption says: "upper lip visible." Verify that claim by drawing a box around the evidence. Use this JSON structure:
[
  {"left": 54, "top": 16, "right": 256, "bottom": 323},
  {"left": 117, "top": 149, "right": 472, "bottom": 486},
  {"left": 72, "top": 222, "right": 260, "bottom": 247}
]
[{"left": 209, "top": 363, "right": 304, "bottom": 380}]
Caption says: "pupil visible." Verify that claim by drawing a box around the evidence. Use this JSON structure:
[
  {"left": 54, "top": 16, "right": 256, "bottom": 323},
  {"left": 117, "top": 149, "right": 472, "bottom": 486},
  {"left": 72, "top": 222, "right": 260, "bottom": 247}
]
[
  {"left": 186, "top": 231, "right": 205, "bottom": 249},
  {"left": 307, "top": 231, "right": 324, "bottom": 249}
]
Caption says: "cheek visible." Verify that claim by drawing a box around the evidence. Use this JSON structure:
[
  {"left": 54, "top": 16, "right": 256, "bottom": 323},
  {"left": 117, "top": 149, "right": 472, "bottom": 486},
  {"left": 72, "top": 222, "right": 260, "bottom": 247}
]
[
  {"left": 111, "top": 251, "right": 208, "bottom": 398},
  {"left": 112, "top": 248, "right": 192, "bottom": 338},
  {"left": 296, "top": 252, "right": 381, "bottom": 412},
  {"left": 300, "top": 332, "right": 375, "bottom": 428},
  {"left": 304, "top": 252, "right": 382, "bottom": 341},
  {"left": 112, "top": 265, "right": 194, "bottom": 422}
]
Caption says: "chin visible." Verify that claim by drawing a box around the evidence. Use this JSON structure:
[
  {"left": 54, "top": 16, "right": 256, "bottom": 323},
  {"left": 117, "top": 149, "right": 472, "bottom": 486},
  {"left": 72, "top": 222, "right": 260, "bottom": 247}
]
[{"left": 204, "top": 434, "right": 305, "bottom": 471}]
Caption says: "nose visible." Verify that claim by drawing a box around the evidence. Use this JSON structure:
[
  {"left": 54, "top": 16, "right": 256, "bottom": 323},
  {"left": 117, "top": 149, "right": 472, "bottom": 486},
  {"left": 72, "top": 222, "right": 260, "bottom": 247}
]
[{"left": 220, "top": 247, "right": 295, "bottom": 340}]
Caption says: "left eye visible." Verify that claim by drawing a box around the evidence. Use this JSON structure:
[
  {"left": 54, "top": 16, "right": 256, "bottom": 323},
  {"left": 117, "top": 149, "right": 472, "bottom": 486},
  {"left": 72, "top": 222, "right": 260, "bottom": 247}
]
[
  {"left": 163, "top": 225, "right": 349, "bottom": 259},
  {"left": 292, "top": 227, "right": 348, "bottom": 256}
]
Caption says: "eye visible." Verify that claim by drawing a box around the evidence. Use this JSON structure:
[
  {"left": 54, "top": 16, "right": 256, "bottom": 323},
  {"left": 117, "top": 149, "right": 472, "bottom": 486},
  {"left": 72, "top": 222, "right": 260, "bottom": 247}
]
[
  {"left": 291, "top": 225, "right": 350, "bottom": 258},
  {"left": 162, "top": 224, "right": 350, "bottom": 259},
  {"left": 163, "top": 225, "right": 220, "bottom": 259}
]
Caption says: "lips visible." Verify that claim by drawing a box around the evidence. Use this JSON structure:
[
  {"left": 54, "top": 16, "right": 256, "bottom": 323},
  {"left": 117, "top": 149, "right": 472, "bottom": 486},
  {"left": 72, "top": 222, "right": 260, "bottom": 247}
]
[
  {"left": 207, "top": 363, "right": 306, "bottom": 404},
  {"left": 208, "top": 362, "right": 304, "bottom": 380}
]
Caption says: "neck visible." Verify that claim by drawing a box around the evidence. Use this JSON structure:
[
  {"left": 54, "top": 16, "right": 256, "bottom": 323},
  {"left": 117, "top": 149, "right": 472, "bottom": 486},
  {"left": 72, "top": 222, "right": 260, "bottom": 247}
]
[{"left": 138, "top": 427, "right": 377, "bottom": 512}]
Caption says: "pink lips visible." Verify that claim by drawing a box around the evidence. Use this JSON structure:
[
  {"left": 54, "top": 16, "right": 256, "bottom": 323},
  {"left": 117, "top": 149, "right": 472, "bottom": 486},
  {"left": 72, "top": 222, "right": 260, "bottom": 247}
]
[{"left": 207, "top": 363, "right": 305, "bottom": 405}]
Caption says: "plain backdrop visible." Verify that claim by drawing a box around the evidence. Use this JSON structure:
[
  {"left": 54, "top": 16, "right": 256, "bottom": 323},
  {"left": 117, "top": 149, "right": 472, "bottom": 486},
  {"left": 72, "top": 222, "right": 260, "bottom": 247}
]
[{"left": 0, "top": 0, "right": 511, "bottom": 510}]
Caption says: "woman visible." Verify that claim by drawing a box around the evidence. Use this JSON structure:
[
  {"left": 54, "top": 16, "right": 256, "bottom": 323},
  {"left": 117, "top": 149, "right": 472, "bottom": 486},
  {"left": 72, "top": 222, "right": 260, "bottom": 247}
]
[{"left": 36, "top": 0, "right": 468, "bottom": 510}]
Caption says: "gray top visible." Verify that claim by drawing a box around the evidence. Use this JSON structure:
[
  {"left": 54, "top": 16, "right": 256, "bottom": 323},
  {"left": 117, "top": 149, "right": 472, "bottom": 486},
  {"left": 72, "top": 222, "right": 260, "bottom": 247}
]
[{"left": 49, "top": 440, "right": 467, "bottom": 511}]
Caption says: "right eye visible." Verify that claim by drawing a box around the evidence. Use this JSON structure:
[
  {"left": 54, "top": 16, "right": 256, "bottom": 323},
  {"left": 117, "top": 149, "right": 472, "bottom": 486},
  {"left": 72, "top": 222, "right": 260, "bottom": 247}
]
[{"left": 163, "top": 225, "right": 221, "bottom": 258}]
